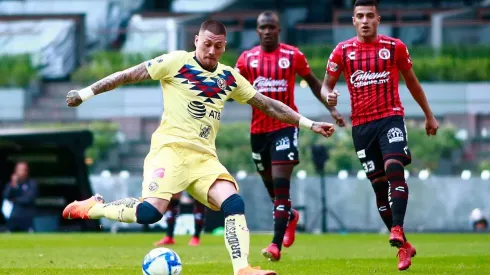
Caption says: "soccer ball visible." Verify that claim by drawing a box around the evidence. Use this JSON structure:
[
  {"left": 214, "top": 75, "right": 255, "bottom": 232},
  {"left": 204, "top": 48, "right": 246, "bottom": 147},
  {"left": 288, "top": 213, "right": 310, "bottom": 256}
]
[{"left": 142, "top": 247, "right": 183, "bottom": 275}]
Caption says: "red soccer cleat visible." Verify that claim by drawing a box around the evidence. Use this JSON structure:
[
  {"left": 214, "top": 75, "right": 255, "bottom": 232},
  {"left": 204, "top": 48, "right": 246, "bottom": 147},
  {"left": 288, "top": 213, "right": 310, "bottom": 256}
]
[
  {"left": 283, "top": 209, "right": 299, "bottom": 248},
  {"left": 389, "top": 225, "right": 405, "bottom": 248},
  {"left": 154, "top": 236, "right": 175, "bottom": 247},
  {"left": 397, "top": 241, "right": 417, "bottom": 270},
  {"left": 62, "top": 194, "right": 104, "bottom": 220},
  {"left": 188, "top": 236, "right": 200, "bottom": 246},
  {"left": 261, "top": 243, "right": 281, "bottom": 262}
]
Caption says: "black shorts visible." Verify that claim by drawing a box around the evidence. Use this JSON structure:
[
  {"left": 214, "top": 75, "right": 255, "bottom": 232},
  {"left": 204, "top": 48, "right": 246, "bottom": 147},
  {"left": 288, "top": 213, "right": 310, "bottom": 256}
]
[
  {"left": 352, "top": 115, "right": 411, "bottom": 179},
  {"left": 250, "top": 127, "right": 300, "bottom": 172}
]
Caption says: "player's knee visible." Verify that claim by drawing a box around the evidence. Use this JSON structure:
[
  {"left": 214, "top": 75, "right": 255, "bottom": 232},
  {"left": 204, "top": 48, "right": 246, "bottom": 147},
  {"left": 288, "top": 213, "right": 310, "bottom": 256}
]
[
  {"left": 221, "top": 194, "right": 245, "bottom": 217},
  {"left": 385, "top": 160, "right": 405, "bottom": 176},
  {"left": 384, "top": 156, "right": 411, "bottom": 170},
  {"left": 136, "top": 201, "right": 163, "bottom": 224}
]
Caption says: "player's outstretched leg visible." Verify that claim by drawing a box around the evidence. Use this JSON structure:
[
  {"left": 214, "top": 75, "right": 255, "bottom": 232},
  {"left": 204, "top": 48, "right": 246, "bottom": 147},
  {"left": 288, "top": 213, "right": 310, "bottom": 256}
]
[
  {"left": 62, "top": 195, "right": 167, "bottom": 226},
  {"left": 384, "top": 159, "right": 416, "bottom": 270},
  {"left": 189, "top": 200, "right": 206, "bottom": 246},
  {"left": 208, "top": 180, "right": 276, "bottom": 275},
  {"left": 154, "top": 198, "right": 180, "bottom": 246}
]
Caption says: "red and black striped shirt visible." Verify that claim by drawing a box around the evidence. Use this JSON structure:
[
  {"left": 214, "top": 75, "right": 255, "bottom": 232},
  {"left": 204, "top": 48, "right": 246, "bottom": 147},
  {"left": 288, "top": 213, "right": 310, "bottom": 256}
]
[
  {"left": 326, "top": 35, "right": 412, "bottom": 126},
  {"left": 235, "top": 43, "right": 311, "bottom": 134}
]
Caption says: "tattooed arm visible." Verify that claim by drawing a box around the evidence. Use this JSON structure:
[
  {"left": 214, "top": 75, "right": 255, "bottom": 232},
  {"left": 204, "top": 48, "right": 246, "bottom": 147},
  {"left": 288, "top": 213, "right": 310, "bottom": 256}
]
[
  {"left": 66, "top": 63, "right": 151, "bottom": 107},
  {"left": 247, "top": 92, "right": 335, "bottom": 137}
]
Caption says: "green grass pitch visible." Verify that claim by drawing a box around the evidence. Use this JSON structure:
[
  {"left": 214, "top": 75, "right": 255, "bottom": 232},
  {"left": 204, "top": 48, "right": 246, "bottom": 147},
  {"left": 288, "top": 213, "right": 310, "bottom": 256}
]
[{"left": 0, "top": 233, "right": 489, "bottom": 274}]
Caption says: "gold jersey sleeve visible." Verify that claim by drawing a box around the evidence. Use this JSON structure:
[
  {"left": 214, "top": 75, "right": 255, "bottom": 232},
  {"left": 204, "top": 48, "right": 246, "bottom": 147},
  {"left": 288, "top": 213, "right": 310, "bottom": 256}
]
[{"left": 145, "top": 51, "right": 189, "bottom": 81}]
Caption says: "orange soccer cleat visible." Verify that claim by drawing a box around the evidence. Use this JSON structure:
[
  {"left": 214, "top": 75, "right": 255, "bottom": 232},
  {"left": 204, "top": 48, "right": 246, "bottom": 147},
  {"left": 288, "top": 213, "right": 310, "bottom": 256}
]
[
  {"left": 237, "top": 265, "right": 276, "bottom": 275},
  {"left": 62, "top": 194, "right": 104, "bottom": 220}
]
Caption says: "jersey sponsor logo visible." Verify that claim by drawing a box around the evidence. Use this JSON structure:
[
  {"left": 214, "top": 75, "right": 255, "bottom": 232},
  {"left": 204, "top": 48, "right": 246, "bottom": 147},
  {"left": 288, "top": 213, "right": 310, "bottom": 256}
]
[
  {"left": 152, "top": 168, "right": 165, "bottom": 178},
  {"left": 378, "top": 48, "right": 391, "bottom": 60},
  {"left": 253, "top": 76, "right": 288, "bottom": 93},
  {"left": 199, "top": 124, "right": 212, "bottom": 139},
  {"left": 356, "top": 149, "right": 366, "bottom": 158},
  {"left": 250, "top": 59, "right": 258, "bottom": 68},
  {"left": 148, "top": 181, "right": 159, "bottom": 192},
  {"left": 276, "top": 137, "right": 290, "bottom": 151},
  {"left": 209, "top": 110, "right": 221, "bottom": 120},
  {"left": 225, "top": 218, "right": 242, "bottom": 259},
  {"left": 387, "top": 127, "right": 404, "bottom": 143},
  {"left": 342, "top": 43, "right": 353, "bottom": 49},
  {"left": 278, "top": 57, "right": 290, "bottom": 69},
  {"left": 279, "top": 48, "right": 295, "bottom": 55},
  {"left": 350, "top": 70, "right": 390, "bottom": 88},
  {"left": 187, "top": 101, "right": 206, "bottom": 119},
  {"left": 175, "top": 65, "right": 237, "bottom": 104},
  {"left": 380, "top": 39, "right": 396, "bottom": 46},
  {"left": 348, "top": 51, "right": 356, "bottom": 60},
  {"left": 293, "top": 128, "right": 298, "bottom": 147},
  {"left": 328, "top": 61, "right": 339, "bottom": 72}
]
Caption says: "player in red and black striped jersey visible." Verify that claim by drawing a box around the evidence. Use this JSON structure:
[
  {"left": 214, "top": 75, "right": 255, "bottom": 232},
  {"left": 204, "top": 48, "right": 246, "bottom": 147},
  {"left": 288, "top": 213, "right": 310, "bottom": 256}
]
[
  {"left": 324, "top": 0, "right": 439, "bottom": 271},
  {"left": 235, "top": 11, "right": 345, "bottom": 261}
]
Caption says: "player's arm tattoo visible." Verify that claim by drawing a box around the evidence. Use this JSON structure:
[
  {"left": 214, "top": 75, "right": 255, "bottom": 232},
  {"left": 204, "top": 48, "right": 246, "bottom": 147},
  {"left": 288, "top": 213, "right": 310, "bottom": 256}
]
[
  {"left": 247, "top": 92, "right": 301, "bottom": 126},
  {"left": 90, "top": 63, "right": 151, "bottom": 95}
]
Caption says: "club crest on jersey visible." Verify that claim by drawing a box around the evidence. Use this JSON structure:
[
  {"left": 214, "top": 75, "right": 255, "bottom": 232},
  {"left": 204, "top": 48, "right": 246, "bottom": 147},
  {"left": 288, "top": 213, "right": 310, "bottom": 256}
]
[
  {"left": 216, "top": 78, "right": 227, "bottom": 90},
  {"left": 379, "top": 48, "right": 391, "bottom": 60},
  {"left": 278, "top": 57, "right": 290, "bottom": 69}
]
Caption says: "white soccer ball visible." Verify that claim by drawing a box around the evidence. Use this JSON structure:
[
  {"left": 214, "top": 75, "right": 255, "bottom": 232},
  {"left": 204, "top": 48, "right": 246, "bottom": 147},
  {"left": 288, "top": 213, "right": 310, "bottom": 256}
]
[{"left": 142, "top": 247, "right": 183, "bottom": 275}]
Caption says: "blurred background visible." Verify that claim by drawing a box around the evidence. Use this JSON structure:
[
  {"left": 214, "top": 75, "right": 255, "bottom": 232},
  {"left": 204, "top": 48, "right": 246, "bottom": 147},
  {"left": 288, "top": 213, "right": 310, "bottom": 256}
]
[{"left": 0, "top": 0, "right": 489, "bottom": 236}]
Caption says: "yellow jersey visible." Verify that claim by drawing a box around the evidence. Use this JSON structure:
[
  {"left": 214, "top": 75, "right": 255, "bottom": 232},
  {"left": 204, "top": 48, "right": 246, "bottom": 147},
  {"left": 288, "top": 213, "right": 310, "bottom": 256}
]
[{"left": 145, "top": 50, "right": 256, "bottom": 156}]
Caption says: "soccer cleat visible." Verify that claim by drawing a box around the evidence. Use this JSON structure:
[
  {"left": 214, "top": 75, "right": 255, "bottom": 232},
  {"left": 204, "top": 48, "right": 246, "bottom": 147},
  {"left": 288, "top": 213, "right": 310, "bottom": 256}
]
[
  {"left": 237, "top": 265, "right": 276, "bottom": 275},
  {"left": 62, "top": 194, "right": 104, "bottom": 220},
  {"left": 396, "top": 241, "right": 417, "bottom": 270},
  {"left": 283, "top": 209, "right": 299, "bottom": 248},
  {"left": 389, "top": 225, "right": 405, "bottom": 248},
  {"left": 188, "top": 236, "right": 200, "bottom": 246},
  {"left": 154, "top": 236, "right": 175, "bottom": 246},
  {"left": 261, "top": 243, "right": 281, "bottom": 262}
]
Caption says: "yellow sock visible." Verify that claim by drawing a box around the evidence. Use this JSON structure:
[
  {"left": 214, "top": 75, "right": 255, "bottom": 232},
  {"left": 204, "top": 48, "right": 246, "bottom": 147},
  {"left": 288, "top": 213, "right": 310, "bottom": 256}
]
[
  {"left": 88, "top": 198, "right": 140, "bottom": 223},
  {"left": 224, "top": 214, "right": 250, "bottom": 275}
]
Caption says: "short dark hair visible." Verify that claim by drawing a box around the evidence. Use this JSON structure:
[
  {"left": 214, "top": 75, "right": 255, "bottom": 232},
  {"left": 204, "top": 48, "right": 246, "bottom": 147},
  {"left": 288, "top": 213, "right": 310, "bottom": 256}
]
[
  {"left": 200, "top": 20, "right": 227, "bottom": 36},
  {"left": 354, "top": 0, "right": 378, "bottom": 9}
]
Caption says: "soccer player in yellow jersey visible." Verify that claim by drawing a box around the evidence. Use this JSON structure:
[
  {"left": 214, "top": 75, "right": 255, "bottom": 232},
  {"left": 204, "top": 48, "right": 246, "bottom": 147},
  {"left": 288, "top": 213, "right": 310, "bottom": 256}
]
[{"left": 62, "top": 20, "right": 335, "bottom": 275}]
